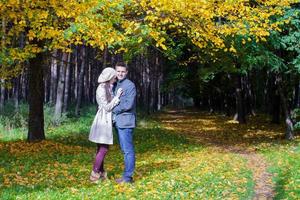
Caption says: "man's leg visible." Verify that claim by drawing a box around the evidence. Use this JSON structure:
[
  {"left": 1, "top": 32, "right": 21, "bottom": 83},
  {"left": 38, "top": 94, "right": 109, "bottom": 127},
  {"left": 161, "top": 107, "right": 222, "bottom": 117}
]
[{"left": 117, "top": 127, "right": 135, "bottom": 182}]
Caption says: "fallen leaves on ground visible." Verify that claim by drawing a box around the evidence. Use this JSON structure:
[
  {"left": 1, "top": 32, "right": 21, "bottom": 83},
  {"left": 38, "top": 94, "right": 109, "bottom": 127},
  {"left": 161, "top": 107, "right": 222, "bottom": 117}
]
[{"left": 1, "top": 109, "right": 299, "bottom": 199}]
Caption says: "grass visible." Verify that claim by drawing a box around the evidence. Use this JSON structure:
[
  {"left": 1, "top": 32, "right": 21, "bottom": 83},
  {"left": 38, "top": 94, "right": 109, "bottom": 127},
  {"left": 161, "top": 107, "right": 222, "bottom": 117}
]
[
  {"left": 0, "top": 107, "right": 254, "bottom": 200},
  {"left": 1, "top": 106, "right": 299, "bottom": 199},
  {"left": 261, "top": 142, "right": 300, "bottom": 199}
]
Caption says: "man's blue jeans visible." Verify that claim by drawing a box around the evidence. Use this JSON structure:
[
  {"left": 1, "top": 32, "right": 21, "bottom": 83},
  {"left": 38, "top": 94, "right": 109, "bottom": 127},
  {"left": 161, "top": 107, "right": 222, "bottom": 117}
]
[{"left": 116, "top": 127, "right": 135, "bottom": 181}]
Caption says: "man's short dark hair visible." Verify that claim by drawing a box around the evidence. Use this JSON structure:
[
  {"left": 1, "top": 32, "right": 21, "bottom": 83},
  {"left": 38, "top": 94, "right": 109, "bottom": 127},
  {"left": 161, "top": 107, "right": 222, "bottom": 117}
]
[{"left": 115, "top": 61, "right": 128, "bottom": 70}]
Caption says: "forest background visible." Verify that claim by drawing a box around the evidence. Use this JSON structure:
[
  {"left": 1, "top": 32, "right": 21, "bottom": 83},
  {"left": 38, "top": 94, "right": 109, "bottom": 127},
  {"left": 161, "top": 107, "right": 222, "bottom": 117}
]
[{"left": 1, "top": 1, "right": 300, "bottom": 199}]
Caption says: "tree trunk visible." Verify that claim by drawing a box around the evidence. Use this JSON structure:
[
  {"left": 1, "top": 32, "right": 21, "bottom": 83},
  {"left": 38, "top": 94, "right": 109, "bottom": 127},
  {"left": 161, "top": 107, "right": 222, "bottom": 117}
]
[
  {"left": 73, "top": 48, "right": 79, "bottom": 102},
  {"left": 27, "top": 51, "right": 45, "bottom": 142},
  {"left": 269, "top": 74, "right": 281, "bottom": 124},
  {"left": 277, "top": 74, "right": 294, "bottom": 140},
  {"left": 245, "top": 74, "right": 256, "bottom": 116},
  {"left": 63, "top": 53, "right": 71, "bottom": 112},
  {"left": 0, "top": 80, "right": 5, "bottom": 112},
  {"left": 293, "top": 76, "right": 300, "bottom": 108},
  {"left": 157, "top": 74, "right": 163, "bottom": 111},
  {"left": 20, "top": 71, "right": 28, "bottom": 101},
  {"left": 85, "top": 57, "right": 91, "bottom": 103},
  {"left": 235, "top": 72, "right": 246, "bottom": 123},
  {"left": 135, "top": 55, "right": 143, "bottom": 109},
  {"left": 50, "top": 50, "right": 58, "bottom": 104},
  {"left": 187, "top": 63, "right": 201, "bottom": 109},
  {"left": 75, "top": 45, "right": 86, "bottom": 116},
  {"left": 54, "top": 52, "right": 67, "bottom": 124},
  {"left": 144, "top": 53, "right": 151, "bottom": 113},
  {"left": 13, "top": 76, "right": 20, "bottom": 111},
  {"left": 44, "top": 63, "right": 50, "bottom": 103},
  {"left": 224, "top": 93, "right": 231, "bottom": 116},
  {"left": 153, "top": 52, "right": 161, "bottom": 111}
]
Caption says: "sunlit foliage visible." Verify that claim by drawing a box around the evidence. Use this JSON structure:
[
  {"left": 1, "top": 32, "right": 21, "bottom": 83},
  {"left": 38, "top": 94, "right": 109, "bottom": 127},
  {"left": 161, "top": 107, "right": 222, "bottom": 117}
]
[{"left": 0, "top": 0, "right": 297, "bottom": 79}]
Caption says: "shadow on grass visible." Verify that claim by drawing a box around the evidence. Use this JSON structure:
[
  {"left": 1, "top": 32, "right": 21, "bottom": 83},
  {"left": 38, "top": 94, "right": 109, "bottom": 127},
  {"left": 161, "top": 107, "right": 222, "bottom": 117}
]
[
  {"left": 155, "top": 109, "right": 297, "bottom": 149},
  {"left": 49, "top": 125, "right": 191, "bottom": 154},
  {"left": 0, "top": 121, "right": 192, "bottom": 199},
  {"left": 1, "top": 108, "right": 298, "bottom": 199}
]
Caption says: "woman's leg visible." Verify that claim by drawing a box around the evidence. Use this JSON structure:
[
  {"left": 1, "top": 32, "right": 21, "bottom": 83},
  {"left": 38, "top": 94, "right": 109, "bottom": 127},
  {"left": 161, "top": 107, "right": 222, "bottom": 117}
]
[{"left": 93, "top": 144, "right": 109, "bottom": 173}]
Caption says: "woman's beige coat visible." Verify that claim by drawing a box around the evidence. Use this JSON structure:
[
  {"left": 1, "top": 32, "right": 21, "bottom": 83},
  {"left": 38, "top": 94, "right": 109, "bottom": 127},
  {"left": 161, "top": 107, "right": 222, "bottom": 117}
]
[{"left": 88, "top": 83, "right": 120, "bottom": 144}]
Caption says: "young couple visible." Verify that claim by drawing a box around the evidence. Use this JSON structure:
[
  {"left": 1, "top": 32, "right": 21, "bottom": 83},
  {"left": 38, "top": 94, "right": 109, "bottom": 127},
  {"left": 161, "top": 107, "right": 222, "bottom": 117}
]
[{"left": 88, "top": 63, "right": 136, "bottom": 184}]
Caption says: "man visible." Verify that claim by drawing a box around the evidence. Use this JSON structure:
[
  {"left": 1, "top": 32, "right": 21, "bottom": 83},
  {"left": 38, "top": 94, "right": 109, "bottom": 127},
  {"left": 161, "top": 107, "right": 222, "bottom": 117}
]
[{"left": 113, "top": 62, "right": 136, "bottom": 183}]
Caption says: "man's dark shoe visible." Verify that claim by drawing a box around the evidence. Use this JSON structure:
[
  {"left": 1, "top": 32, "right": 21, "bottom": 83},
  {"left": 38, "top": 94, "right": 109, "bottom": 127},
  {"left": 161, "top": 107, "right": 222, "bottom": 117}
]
[{"left": 115, "top": 177, "right": 133, "bottom": 184}]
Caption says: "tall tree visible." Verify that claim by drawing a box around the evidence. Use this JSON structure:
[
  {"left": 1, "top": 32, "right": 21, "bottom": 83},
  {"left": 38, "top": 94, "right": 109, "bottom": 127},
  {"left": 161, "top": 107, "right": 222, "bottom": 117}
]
[
  {"left": 63, "top": 53, "right": 71, "bottom": 112},
  {"left": 27, "top": 42, "right": 45, "bottom": 141},
  {"left": 13, "top": 76, "right": 20, "bottom": 111},
  {"left": 54, "top": 52, "right": 68, "bottom": 124},
  {"left": 75, "top": 46, "right": 86, "bottom": 116},
  {"left": 50, "top": 51, "right": 58, "bottom": 104}
]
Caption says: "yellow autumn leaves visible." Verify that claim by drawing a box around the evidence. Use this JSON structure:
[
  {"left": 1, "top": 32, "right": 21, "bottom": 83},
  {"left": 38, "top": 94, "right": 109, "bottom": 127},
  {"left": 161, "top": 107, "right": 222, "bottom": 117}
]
[
  {"left": 135, "top": 0, "right": 297, "bottom": 51},
  {"left": 4, "top": 140, "right": 89, "bottom": 156},
  {"left": 0, "top": 110, "right": 253, "bottom": 199},
  {"left": 1, "top": 109, "right": 299, "bottom": 199},
  {"left": 0, "top": 0, "right": 297, "bottom": 79},
  {"left": 1, "top": 0, "right": 297, "bottom": 54},
  {"left": 1, "top": 139, "right": 251, "bottom": 199},
  {"left": 159, "top": 110, "right": 285, "bottom": 149}
]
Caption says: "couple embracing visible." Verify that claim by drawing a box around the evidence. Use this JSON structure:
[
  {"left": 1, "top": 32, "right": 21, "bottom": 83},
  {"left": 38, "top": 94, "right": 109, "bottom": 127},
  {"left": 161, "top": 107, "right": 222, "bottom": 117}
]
[{"left": 88, "top": 62, "right": 136, "bottom": 184}]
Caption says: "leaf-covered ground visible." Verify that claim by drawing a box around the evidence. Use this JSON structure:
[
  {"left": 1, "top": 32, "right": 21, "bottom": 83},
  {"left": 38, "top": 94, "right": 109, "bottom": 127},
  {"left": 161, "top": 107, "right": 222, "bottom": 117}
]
[{"left": 0, "top": 109, "right": 299, "bottom": 199}]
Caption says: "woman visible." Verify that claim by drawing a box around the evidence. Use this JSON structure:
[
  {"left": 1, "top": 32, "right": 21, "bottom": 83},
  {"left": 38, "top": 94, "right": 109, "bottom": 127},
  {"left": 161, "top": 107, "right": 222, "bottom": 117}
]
[{"left": 89, "top": 67, "right": 123, "bottom": 183}]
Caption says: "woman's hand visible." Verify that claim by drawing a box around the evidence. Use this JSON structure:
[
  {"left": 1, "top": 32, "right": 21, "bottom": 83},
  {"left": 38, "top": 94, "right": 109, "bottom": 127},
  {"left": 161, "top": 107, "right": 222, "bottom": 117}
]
[{"left": 116, "top": 88, "right": 123, "bottom": 98}]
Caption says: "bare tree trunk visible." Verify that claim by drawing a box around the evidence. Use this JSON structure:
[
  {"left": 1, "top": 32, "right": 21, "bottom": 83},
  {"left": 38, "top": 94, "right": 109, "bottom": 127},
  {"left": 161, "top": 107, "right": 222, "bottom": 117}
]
[
  {"left": 20, "top": 71, "right": 28, "bottom": 101},
  {"left": 43, "top": 54, "right": 52, "bottom": 104},
  {"left": 149, "top": 50, "right": 156, "bottom": 112},
  {"left": 27, "top": 49, "right": 45, "bottom": 142},
  {"left": 13, "top": 76, "right": 20, "bottom": 111},
  {"left": 75, "top": 45, "right": 86, "bottom": 116},
  {"left": 50, "top": 50, "right": 58, "bottom": 104},
  {"left": 85, "top": 56, "right": 91, "bottom": 103},
  {"left": 63, "top": 53, "right": 71, "bottom": 112},
  {"left": 54, "top": 52, "right": 67, "bottom": 124},
  {"left": 157, "top": 73, "right": 163, "bottom": 111},
  {"left": 135, "top": 55, "right": 143, "bottom": 108},
  {"left": 74, "top": 48, "right": 79, "bottom": 102},
  {"left": 277, "top": 74, "right": 294, "bottom": 140},
  {"left": 88, "top": 61, "right": 93, "bottom": 103},
  {"left": 142, "top": 51, "right": 151, "bottom": 113},
  {"left": 224, "top": 93, "right": 231, "bottom": 116},
  {"left": 0, "top": 80, "right": 5, "bottom": 112},
  {"left": 269, "top": 74, "right": 281, "bottom": 124},
  {"left": 153, "top": 53, "right": 160, "bottom": 111},
  {"left": 245, "top": 74, "right": 256, "bottom": 116},
  {"left": 44, "top": 64, "right": 50, "bottom": 103},
  {"left": 293, "top": 76, "right": 300, "bottom": 108},
  {"left": 234, "top": 72, "right": 246, "bottom": 124}
]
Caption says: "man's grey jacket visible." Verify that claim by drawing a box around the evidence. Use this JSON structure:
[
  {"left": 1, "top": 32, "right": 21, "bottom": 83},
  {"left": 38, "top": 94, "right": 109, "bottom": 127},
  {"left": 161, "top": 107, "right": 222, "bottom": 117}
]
[{"left": 113, "top": 78, "right": 137, "bottom": 128}]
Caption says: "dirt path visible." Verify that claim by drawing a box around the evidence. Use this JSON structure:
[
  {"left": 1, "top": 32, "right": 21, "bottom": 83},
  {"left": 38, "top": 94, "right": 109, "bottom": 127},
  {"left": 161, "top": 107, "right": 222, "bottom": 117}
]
[
  {"left": 158, "top": 110, "right": 279, "bottom": 199},
  {"left": 225, "top": 147, "right": 275, "bottom": 200},
  {"left": 243, "top": 153, "right": 274, "bottom": 200}
]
